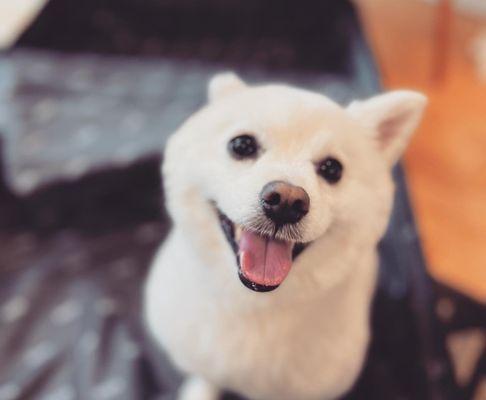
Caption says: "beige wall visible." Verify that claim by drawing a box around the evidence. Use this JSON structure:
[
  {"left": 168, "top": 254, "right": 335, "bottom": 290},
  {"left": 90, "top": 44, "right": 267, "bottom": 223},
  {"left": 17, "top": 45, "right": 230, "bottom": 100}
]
[{"left": 0, "top": 0, "right": 48, "bottom": 49}]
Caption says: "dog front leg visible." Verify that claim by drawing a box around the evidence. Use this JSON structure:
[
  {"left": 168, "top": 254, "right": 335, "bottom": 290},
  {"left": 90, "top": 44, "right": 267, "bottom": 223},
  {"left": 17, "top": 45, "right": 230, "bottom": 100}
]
[{"left": 178, "top": 375, "right": 220, "bottom": 400}]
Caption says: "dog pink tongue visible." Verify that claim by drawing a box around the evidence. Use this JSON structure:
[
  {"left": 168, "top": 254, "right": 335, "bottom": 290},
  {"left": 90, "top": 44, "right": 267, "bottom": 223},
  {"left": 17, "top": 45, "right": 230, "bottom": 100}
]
[{"left": 239, "top": 229, "right": 293, "bottom": 287}]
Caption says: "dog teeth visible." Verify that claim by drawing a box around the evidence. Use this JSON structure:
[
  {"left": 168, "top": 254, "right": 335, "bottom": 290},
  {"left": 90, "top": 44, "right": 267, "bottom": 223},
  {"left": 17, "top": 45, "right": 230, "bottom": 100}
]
[{"left": 235, "top": 225, "right": 242, "bottom": 242}]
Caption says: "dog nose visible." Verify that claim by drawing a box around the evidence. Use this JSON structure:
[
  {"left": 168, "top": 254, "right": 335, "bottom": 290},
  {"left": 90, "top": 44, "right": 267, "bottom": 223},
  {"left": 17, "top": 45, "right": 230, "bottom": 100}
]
[{"left": 260, "top": 181, "right": 310, "bottom": 225}]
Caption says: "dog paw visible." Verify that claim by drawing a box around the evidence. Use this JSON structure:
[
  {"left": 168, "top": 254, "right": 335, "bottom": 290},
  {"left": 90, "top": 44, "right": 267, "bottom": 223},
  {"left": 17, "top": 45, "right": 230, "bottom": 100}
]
[{"left": 178, "top": 376, "right": 220, "bottom": 400}]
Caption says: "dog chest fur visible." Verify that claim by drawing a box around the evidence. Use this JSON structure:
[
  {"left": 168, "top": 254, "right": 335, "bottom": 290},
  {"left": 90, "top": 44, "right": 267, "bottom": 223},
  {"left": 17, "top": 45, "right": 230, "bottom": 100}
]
[{"left": 145, "top": 228, "right": 377, "bottom": 400}]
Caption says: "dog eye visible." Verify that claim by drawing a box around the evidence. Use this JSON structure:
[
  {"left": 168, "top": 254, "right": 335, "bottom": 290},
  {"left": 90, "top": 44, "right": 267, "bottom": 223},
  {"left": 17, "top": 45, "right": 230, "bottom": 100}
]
[
  {"left": 317, "top": 157, "right": 343, "bottom": 184},
  {"left": 228, "top": 134, "right": 259, "bottom": 159}
]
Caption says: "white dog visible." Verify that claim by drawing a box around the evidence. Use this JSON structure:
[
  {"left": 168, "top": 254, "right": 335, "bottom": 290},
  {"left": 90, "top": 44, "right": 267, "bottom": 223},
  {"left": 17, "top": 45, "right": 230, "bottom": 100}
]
[{"left": 144, "top": 73, "right": 426, "bottom": 400}]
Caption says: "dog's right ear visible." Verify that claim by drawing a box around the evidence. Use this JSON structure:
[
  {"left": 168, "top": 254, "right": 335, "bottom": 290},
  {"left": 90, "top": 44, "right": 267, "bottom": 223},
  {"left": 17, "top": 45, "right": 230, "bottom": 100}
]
[
  {"left": 208, "top": 72, "right": 247, "bottom": 102},
  {"left": 347, "top": 91, "right": 427, "bottom": 166}
]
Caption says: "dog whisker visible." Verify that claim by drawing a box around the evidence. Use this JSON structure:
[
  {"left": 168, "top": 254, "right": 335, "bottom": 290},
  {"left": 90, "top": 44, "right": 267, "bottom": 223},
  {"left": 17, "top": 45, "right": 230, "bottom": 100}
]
[{"left": 241, "top": 213, "right": 305, "bottom": 243}]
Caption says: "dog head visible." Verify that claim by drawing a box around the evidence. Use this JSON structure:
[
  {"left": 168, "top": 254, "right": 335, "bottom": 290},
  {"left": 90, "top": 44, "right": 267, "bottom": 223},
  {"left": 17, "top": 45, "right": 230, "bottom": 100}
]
[{"left": 163, "top": 73, "right": 426, "bottom": 294}]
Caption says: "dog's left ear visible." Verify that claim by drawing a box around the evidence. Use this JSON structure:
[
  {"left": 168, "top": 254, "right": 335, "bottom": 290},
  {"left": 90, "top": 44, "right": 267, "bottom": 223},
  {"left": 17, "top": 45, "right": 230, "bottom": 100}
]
[
  {"left": 208, "top": 72, "right": 247, "bottom": 102},
  {"left": 347, "top": 90, "right": 427, "bottom": 165}
]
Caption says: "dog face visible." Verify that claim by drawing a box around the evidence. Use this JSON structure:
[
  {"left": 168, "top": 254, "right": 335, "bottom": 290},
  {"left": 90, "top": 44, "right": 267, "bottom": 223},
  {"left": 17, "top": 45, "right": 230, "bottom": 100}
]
[{"left": 163, "top": 73, "right": 426, "bottom": 293}]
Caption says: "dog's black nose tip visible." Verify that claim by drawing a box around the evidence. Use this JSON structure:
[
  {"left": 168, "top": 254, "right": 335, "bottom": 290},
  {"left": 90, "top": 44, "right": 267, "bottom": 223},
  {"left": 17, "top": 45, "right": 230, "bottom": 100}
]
[{"left": 260, "top": 181, "right": 310, "bottom": 225}]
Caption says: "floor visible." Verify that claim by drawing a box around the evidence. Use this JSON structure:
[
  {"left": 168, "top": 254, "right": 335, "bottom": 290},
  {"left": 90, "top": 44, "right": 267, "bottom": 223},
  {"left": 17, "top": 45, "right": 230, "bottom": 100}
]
[{"left": 357, "top": 0, "right": 486, "bottom": 302}]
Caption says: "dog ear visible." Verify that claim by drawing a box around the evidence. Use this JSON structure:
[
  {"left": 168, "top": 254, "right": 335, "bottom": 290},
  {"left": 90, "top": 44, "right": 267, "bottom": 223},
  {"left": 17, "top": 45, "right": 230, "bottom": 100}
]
[
  {"left": 208, "top": 72, "right": 247, "bottom": 102},
  {"left": 347, "top": 91, "right": 427, "bottom": 165}
]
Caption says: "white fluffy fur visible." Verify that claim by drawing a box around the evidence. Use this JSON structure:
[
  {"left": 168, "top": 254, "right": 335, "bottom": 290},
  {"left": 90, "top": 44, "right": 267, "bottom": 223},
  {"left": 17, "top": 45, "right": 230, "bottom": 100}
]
[{"left": 144, "top": 74, "right": 426, "bottom": 400}]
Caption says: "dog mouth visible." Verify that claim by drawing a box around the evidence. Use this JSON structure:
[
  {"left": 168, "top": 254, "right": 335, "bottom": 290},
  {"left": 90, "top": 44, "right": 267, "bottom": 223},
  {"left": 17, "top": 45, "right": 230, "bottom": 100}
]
[{"left": 216, "top": 207, "right": 308, "bottom": 293}]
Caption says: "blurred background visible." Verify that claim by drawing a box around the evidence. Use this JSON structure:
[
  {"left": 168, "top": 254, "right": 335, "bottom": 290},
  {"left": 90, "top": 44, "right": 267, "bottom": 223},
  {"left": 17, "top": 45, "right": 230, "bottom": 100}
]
[
  {"left": 0, "top": 1, "right": 484, "bottom": 399},
  {"left": 358, "top": 0, "right": 486, "bottom": 304}
]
